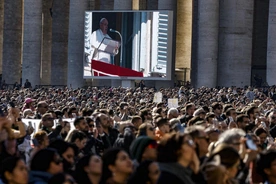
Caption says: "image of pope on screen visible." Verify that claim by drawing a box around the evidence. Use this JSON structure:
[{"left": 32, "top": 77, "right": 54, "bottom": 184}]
[
  {"left": 83, "top": 11, "right": 173, "bottom": 79},
  {"left": 88, "top": 18, "right": 119, "bottom": 64}
]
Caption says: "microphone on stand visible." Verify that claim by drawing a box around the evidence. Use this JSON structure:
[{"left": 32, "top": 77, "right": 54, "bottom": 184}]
[
  {"left": 110, "top": 28, "right": 123, "bottom": 67},
  {"left": 109, "top": 28, "right": 117, "bottom": 33}
]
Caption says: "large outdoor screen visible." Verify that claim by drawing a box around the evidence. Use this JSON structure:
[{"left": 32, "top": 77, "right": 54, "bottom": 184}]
[{"left": 83, "top": 11, "right": 174, "bottom": 80}]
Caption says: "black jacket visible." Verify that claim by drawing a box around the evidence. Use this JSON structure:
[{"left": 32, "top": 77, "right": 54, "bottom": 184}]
[
  {"left": 157, "top": 163, "right": 196, "bottom": 184},
  {"left": 83, "top": 133, "right": 105, "bottom": 156},
  {"left": 101, "top": 127, "right": 119, "bottom": 148}
]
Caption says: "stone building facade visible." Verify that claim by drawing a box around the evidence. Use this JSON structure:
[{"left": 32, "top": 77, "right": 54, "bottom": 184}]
[{"left": 0, "top": 0, "right": 274, "bottom": 88}]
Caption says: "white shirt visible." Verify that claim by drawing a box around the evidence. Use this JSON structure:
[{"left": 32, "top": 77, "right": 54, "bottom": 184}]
[{"left": 90, "top": 29, "right": 112, "bottom": 63}]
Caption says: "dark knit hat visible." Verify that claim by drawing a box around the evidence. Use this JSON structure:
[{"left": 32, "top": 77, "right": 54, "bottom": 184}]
[
  {"left": 49, "top": 139, "right": 69, "bottom": 155},
  {"left": 30, "top": 148, "right": 57, "bottom": 172},
  {"left": 130, "top": 136, "right": 156, "bottom": 163},
  {"left": 49, "top": 139, "right": 79, "bottom": 156}
]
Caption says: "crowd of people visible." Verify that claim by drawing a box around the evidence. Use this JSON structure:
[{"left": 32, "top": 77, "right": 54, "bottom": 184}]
[{"left": 1, "top": 85, "right": 276, "bottom": 184}]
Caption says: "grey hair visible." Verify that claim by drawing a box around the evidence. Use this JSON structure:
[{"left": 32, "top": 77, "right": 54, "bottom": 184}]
[
  {"left": 216, "top": 128, "right": 246, "bottom": 145},
  {"left": 169, "top": 118, "right": 181, "bottom": 125},
  {"left": 99, "top": 18, "right": 107, "bottom": 24},
  {"left": 269, "top": 110, "right": 276, "bottom": 118},
  {"left": 184, "top": 125, "right": 205, "bottom": 136},
  {"left": 167, "top": 108, "right": 178, "bottom": 115}
]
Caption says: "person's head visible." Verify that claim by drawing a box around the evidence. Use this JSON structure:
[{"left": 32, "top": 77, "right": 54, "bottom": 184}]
[
  {"left": 48, "top": 140, "right": 77, "bottom": 171},
  {"left": 205, "top": 127, "right": 220, "bottom": 143},
  {"left": 140, "top": 108, "right": 152, "bottom": 123},
  {"left": 65, "top": 130, "right": 87, "bottom": 150},
  {"left": 153, "top": 107, "right": 166, "bottom": 118},
  {"left": 157, "top": 133, "right": 195, "bottom": 165},
  {"left": 0, "top": 156, "right": 28, "bottom": 184},
  {"left": 130, "top": 136, "right": 157, "bottom": 163},
  {"left": 206, "top": 112, "right": 216, "bottom": 124},
  {"left": 128, "top": 160, "right": 160, "bottom": 184},
  {"left": 156, "top": 102, "right": 165, "bottom": 108},
  {"left": 119, "top": 102, "right": 128, "bottom": 112},
  {"left": 222, "top": 104, "right": 233, "bottom": 113},
  {"left": 169, "top": 118, "right": 182, "bottom": 133},
  {"left": 48, "top": 173, "right": 76, "bottom": 184},
  {"left": 23, "top": 108, "right": 34, "bottom": 118},
  {"left": 37, "top": 101, "right": 48, "bottom": 115},
  {"left": 236, "top": 114, "right": 250, "bottom": 131},
  {"left": 68, "top": 107, "right": 78, "bottom": 118},
  {"left": 97, "top": 113, "right": 110, "bottom": 129},
  {"left": 216, "top": 128, "right": 246, "bottom": 152},
  {"left": 268, "top": 110, "right": 276, "bottom": 125},
  {"left": 248, "top": 133, "right": 262, "bottom": 152},
  {"left": 185, "top": 126, "right": 209, "bottom": 157},
  {"left": 156, "top": 117, "right": 170, "bottom": 134},
  {"left": 193, "top": 108, "right": 206, "bottom": 119},
  {"left": 42, "top": 113, "right": 54, "bottom": 128},
  {"left": 75, "top": 154, "right": 102, "bottom": 184},
  {"left": 30, "top": 148, "right": 63, "bottom": 175},
  {"left": 257, "top": 150, "right": 276, "bottom": 182},
  {"left": 48, "top": 110, "right": 57, "bottom": 119},
  {"left": 137, "top": 123, "right": 155, "bottom": 140},
  {"left": 208, "top": 144, "right": 241, "bottom": 180},
  {"left": 99, "top": 18, "right": 108, "bottom": 34},
  {"left": 85, "top": 117, "right": 94, "bottom": 132},
  {"left": 54, "top": 110, "right": 63, "bottom": 119},
  {"left": 82, "top": 108, "right": 93, "bottom": 117},
  {"left": 187, "top": 116, "right": 204, "bottom": 127},
  {"left": 167, "top": 108, "right": 179, "bottom": 120},
  {"left": 202, "top": 105, "right": 210, "bottom": 113},
  {"left": 225, "top": 108, "right": 237, "bottom": 120},
  {"left": 62, "top": 107, "right": 68, "bottom": 117},
  {"left": 33, "top": 130, "right": 49, "bottom": 148},
  {"left": 101, "top": 148, "right": 133, "bottom": 183},
  {"left": 254, "top": 127, "right": 268, "bottom": 145},
  {"left": 217, "top": 121, "right": 228, "bottom": 132},
  {"left": 185, "top": 103, "right": 195, "bottom": 116},
  {"left": 246, "top": 106, "right": 259, "bottom": 120},
  {"left": 212, "top": 102, "right": 223, "bottom": 115},
  {"left": 228, "top": 121, "right": 238, "bottom": 129},
  {"left": 62, "top": 121, "right": 71, "bottom": 134},
  {"left": 131, "top": 116, "right": 143, "bottom": 130},
  {"left": 73, "top": 116, "right": 88, "bottom": 132}
]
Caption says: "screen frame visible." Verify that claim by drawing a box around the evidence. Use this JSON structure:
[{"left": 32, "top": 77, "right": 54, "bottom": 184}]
[{"left": 83, "top": 10, "right": 174, "bottom": 81}]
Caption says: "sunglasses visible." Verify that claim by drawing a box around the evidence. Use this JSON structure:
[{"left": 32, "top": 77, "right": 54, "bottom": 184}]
[
  {"left": 197, "top": 136, "right": 210, "bottom": 142},
  {"left": 148, "top": 127, "right": 154, "bottom": 131},
  {"left": 232, "top": 142, "right": 241, "bottom": 146},
  {"left": 89, "top": 124, "right": 94, "bottom": 128},
  {"left": 53, "top": 157, "right": 63, "bottom": 165},
  {"left": 272, "top": 117, "right": 276, "bottom": 119},
  {"left": 148, "top": 142, "right": 158, "bottom": 149},
  {"left": 184, "top": 139, "right": 195, "bottom": 147},
  {"left": 151, "top": 169, "right": 160, "bottom": 175}
]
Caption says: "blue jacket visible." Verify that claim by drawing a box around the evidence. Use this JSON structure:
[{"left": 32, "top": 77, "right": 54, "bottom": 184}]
[{"left": 28, "top": 171, "right": 52, "bottom": 184}]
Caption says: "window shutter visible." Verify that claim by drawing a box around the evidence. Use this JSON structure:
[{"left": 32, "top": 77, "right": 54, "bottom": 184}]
[{"left": 156, "top": 12, "right": 169, "bottom": 74}]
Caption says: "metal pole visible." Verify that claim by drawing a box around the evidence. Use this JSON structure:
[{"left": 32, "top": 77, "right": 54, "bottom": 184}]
[{"left": 114, "top": 30, "right": 123, "bottom": 67}]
